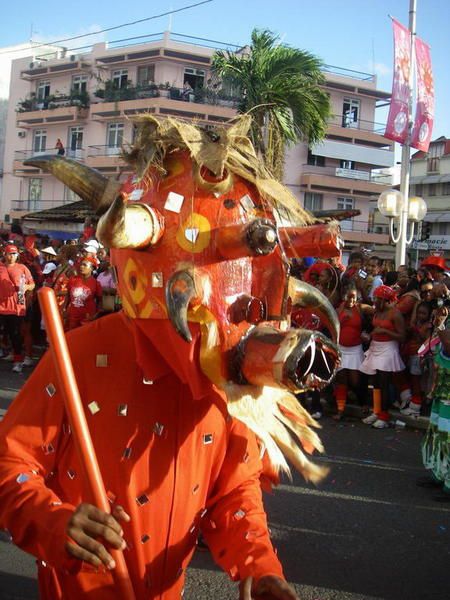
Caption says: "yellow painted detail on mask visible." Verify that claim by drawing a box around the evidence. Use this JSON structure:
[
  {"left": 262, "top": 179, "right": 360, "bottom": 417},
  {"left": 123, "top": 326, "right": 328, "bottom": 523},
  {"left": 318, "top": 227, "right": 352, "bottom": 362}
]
[
  {"left": 188, "top": 304, "right": 224, "bottom": 386},
  {"left": 176, "top": 213, "right": 211, "bottom": 253},
  {"left": 121, "top": 294, "right": 137, "bottom": 318}
]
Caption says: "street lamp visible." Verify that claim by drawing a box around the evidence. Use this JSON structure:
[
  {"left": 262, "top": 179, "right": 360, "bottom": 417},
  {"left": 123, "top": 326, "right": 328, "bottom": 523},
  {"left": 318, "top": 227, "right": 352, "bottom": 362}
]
[{"left": 378, "top": 189, "right": 427, "bottom": 251}]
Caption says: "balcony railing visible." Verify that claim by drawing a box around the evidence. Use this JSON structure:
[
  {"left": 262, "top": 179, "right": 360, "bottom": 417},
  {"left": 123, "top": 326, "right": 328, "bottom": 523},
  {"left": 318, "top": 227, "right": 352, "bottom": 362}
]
[
  {"left": 11, "top": 199, "right": 76, "bottom": 212},
  {"left": 302, "top": 166, "right": 391, "bottom": 185},
  {"left": 15, "top": 148, "right": 85, "bottom": 161},
  {"left": 87, "top": 145, "right": 123, "bottom": 157},
  {"left": 16, "top": 91, "right": 90, "bottom": 113},
  {"left": 93, "top": 82, "right": 240, "bottom": 109},
  {"left": 328, "top": 114, "right": 386, "bottom": 135}
]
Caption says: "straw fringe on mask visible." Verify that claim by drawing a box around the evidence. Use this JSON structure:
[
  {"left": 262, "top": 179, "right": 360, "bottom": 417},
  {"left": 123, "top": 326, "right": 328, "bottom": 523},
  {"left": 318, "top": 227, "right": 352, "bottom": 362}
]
[
  {"left": 225, "top": 384, "right": 329, "bottom": 484},
  {"left": 123, "top": 114, "right": 313, "bottom": 226}
]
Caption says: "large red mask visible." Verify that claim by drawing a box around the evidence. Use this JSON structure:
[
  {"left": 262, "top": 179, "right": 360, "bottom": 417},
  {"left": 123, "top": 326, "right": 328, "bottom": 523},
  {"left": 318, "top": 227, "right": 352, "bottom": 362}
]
[{"left": 25, "top": 117, "right": 342, "bottom": 482}]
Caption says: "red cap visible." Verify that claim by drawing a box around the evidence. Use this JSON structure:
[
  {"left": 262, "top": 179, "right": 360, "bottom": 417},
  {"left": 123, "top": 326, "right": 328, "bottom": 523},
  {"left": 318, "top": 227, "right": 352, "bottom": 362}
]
[
  {"left": 374, "top": 285, "right": 397, "bottom": 302},
  {"left": 4, "top": 244, "right": 19, "bottom": 254},
  {"left": 420, "top": 256, "right": 448, "bottom": 271},
  {"left": 80, "top": 256, "right": 98, "bottom": 268}
]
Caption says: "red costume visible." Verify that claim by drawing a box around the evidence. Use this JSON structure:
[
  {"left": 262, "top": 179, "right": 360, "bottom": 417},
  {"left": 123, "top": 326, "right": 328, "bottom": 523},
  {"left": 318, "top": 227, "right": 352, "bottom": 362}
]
[
  {"left": 67, "top": 275, "right": 102, "bottom": 329},
  {"left": 0, "top": 117, "right": 345, "bottom": 597}
]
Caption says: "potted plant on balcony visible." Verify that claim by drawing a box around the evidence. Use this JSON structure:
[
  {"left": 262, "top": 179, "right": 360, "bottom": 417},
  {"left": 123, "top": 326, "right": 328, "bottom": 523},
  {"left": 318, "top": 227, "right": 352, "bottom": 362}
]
[
  {"left": 70, "top": 90, "right": 90, "bottom": 108},
  {"left": 158, "top": 82, "right": 170, "bottom": 98},
  {"left": 169, "top": 85, "right": 181, "bottom": 100},
  {"left": 16, "top": 93, "right": 36, "bottom": 113}
]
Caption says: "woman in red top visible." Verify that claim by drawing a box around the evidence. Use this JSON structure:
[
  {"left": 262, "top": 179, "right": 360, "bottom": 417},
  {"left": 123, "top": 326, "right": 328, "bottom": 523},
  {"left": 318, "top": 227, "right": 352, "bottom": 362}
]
[
  {"left": 334, "top": 284, "right": 373, "bottom": 420},
  {"left": 64, "top": 257, "right": 102, "bottom": 330},
  {"left": 360, "top": 285, "right": 406, "bottom": 428}
]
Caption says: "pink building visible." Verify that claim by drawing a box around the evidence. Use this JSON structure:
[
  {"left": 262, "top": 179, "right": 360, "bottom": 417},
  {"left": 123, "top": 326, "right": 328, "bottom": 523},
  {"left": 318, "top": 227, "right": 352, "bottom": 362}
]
[{"left": 1, "top": 32, "right": 393, "bottom": 252}]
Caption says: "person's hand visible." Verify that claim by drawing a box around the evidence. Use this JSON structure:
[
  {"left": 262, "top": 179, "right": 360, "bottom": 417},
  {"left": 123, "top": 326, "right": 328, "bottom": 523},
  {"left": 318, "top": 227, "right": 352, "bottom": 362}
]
[
  {"left": 65, "top": 503, "right": 130, "bottom": 569},
  {"left": 239, "top": 575, "right": 300, "bottom": 599},
  {"left": 360, "top": 331, "right": 371, "bottom": 344}
]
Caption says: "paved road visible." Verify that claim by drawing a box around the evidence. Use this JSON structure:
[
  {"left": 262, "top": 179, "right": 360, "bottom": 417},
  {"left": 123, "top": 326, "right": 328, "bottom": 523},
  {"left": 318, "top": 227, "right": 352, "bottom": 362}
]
[{"left": 0, "top": 365, "right": 448, "bottom": 599}]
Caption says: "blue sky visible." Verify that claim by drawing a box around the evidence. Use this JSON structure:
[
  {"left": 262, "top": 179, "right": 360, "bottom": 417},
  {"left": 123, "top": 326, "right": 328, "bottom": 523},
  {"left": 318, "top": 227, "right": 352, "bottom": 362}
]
[{"left": 2, "top": 0, "right": 449, "bottom": 136}]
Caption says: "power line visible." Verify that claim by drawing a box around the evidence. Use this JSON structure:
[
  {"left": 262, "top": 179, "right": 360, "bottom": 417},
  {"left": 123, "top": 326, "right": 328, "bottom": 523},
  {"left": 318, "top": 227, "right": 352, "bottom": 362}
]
[{"left": 0, "top": 0, "right": 214, "bottom": 55}]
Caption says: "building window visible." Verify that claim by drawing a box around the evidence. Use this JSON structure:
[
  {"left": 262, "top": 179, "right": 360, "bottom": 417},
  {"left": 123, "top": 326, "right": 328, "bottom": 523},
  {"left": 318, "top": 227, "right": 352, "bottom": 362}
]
[
  {"left": 428, "top": 183, "right": 437, "bottom": 196},
  {"left": 137, "top": 65, "right": 155, "bottom": 87},
  {"left": 415, "top": 183, "right": 423, "bottom": 196},
  {"left": 307, "top": 150, "right": 325, "bottom": 167},
  {"left": 183, "top": 67, "right": 205, "bottom": 90},
  {"left": 437, "top": 222, "right": 449, "bottom": 235},
  {"left": 28, "top": 178, "right": 42, "bottom": 210},
  {"left": 33, "top": 129, "right": 47, "bottom": 153},
  {"left": 442, "top": 182, "right": 450, "bottom": 195},
  {"left": 64, "top": 186, "right": 82, "bottom": 204},
  {"left": 339, "top": 160, "right": 355, "bottom": 170},
  {"left": 107, "top": 123, "right": 124, "bottom": 155},
  {"left": 112, "top": 70, "right": 128, "bottom": 89},
  {"left": 36, "top": 80, "right": 51, "bottom": 100},
  {"left": 337, "top": 197, "right": 354, "bottom": 231},
  {"left": 72, "top": 75, "right": 88, "bottom": 94},
  {"left": 68, "top": 127, "right": 83, "bottom": 158},
  {"left": 303, "top": 192, "right": 323, "bottom": 211},
  {"left": 342, "top": 98, "right": 360, "bottom": 128},
  {"left": 427, "top": 157, "right": 440, "bottom": 173}
]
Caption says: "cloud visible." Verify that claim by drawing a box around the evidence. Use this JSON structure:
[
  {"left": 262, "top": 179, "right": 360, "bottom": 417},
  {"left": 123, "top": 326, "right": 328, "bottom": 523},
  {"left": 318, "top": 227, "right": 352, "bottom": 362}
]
[{"left": 372, "top": 62, "right": 392, "bottom": 77}]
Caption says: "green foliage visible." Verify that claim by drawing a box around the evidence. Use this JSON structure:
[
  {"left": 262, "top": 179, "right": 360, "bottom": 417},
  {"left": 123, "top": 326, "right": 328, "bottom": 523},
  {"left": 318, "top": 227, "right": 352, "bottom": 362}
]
[{"left": 212, "top": 29, "right": 331, "bottom": 179}]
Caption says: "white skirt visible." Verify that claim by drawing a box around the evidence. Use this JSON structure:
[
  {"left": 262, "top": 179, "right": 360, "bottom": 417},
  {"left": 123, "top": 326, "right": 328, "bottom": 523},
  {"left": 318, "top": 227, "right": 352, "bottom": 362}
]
[
  {"left": 338, "top": 344, "right": 364, "bottom": 371},
  {"left": 360, "top": 340, "right": 405, "bottom": 375}
]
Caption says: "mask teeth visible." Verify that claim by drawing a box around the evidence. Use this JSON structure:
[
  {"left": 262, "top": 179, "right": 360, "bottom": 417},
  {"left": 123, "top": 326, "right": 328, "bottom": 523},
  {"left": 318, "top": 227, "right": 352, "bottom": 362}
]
[
  {"left": 302, "top": 338, "right": 317, "bottom": 378},
  {"left": 320, "top": 347, "right": 332, "bottom": 376}
]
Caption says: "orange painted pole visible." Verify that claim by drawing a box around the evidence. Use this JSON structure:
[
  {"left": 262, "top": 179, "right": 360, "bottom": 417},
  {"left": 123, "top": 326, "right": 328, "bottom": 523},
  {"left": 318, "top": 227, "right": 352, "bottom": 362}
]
[{"left": 38, "top": 287, "right": 136, "bottom": 600}]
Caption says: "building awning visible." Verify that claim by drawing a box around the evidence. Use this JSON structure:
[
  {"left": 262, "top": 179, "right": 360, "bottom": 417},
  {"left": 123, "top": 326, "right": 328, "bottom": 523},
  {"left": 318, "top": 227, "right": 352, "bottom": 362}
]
[
  {"left": 424, "top": 211, "right": 450, "bottom": 223},
  {"left": 21, "top": 200, "right": 93, "bottom": 222},
  {"left": 34, "top": 229, "right": 80, "bottom": 240},
  {"left": 410, "top": 174, "right": 450, "bottom": 184}
]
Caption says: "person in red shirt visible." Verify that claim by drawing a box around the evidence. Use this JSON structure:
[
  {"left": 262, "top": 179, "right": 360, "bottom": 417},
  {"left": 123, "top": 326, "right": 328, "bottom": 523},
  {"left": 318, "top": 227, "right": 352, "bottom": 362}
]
[
  {"left": 360, "top": 285, "right": 406, "bottom": 428},
  {"left": 65, "top": 257, "right": 102, "bottom": 330},
  {"left": 334, "top": 284, "right": 373, "bottom": 420},
  {"left": 0, "top": 244, "right": 35, "bottom": 372}
]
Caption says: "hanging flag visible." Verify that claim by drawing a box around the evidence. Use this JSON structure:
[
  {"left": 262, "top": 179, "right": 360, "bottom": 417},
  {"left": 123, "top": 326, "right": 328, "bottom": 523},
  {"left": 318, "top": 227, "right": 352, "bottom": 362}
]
[
  {"left": 411, "top": 37, "right": 434, "bottom": 152},
  {"left": 385, "top": 19, "right": 411, "bottom": 144}
]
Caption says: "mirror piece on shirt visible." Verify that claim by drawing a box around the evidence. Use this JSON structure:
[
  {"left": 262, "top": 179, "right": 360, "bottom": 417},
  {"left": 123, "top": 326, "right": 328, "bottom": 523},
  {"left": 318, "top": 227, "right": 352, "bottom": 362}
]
[
  {"left": 141, "top": 534, "right": 150, "bottom": 544},
  {"left": 203, "top": 433, "right": 214, "bottom": 445},
  {"left": 67, "top": 469, "right": 76, "bottom": 480},
  {"left": 96, "top": 354, "right": 108, "bottom": 367},
  {"left": 143, "top": 378, "right": 154, "bottom": 385},
  {"left": 117, "top": 404, "right": 128, "bottom": 417},
  {"left": 45, "top": 383, "right": 56, "bottom": 397},
  {"left": 153, "top": 422, "right": 165, "bottom": 436},
  {"left": 16, "top": 473, "right": 29, "bottom": 484},
  {"left": 136, "top": 493, "right": 150, "bottom": 506},
  {"left": 88, "top": 401, "right": 100, "bottom": 415},
  {"left": 122, "top": 447, "right": 132, "bottom": 459}
]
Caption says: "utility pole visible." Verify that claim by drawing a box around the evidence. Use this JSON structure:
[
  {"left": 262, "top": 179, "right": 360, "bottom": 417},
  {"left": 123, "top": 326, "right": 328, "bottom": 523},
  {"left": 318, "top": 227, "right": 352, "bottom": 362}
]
[{"left": 395, "top": 0, "right": 417, "bottom": 268}]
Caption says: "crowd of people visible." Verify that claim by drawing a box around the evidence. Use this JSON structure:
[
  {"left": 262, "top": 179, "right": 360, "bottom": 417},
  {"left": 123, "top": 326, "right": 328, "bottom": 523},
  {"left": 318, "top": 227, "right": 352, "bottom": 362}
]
[
  {"left": 291, "top": 250, "right": 450, "bottom": 429},
  {"left": 0, "top": 228, "right": 449, "bottom": 432},
  {"left": 0, "top": 227, "right": 119, "bottom": 374}
]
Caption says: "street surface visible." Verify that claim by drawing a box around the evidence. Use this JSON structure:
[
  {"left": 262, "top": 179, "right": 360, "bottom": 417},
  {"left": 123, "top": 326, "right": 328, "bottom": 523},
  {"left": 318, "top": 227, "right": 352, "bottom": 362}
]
[{"left": 0, "top": 358, "right": 448, "bottom": 599}]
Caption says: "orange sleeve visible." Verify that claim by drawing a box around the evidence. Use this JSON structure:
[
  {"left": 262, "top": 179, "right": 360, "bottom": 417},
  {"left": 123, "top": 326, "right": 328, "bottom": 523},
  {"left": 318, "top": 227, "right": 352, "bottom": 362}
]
[
  {"left": 396, "top": 295, "right": 416, "bottom": 315},
  {"left": 202, "top": 418, "right": 284, "bottom": 584},
  {"left": 0, "top": 351, "right": 78, "bottom": 572}
]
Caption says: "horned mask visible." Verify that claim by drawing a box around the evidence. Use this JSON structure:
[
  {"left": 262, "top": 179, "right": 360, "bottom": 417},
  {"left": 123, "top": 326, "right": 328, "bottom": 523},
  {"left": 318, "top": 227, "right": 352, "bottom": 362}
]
[{"left": 26, "top": 116, "right": 342, "bottom": 483}]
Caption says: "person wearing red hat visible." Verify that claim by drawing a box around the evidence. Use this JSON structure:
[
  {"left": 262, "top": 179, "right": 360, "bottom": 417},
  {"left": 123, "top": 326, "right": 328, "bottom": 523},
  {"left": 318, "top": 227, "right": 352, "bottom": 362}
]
[
  {"left": 420, "top": 256, "right": 449, "bottom": 283},
  {"left": 0, "top": 244, "right": 35, "bottom": 372},
  {"left": 64, "top": 257, "right": 102, "bottom": 330},
  {"left": 360, "top": 285, "right": 406, "bottom": 428}
]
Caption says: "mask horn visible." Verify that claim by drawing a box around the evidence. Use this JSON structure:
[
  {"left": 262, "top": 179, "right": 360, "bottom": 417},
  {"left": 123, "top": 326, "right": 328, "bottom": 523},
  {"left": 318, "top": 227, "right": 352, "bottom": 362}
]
[
  {"left": 96, "top": 195, "right": 164, "bottom": 249},
  {"left": 23, "top": 155, "right": 120, "bottom": 214},
  {"left": 165, "top": 271, "right": 196, "bottom": 342},
  {"left": 289, "top": 278, "right": 340, "bottom": 343}
]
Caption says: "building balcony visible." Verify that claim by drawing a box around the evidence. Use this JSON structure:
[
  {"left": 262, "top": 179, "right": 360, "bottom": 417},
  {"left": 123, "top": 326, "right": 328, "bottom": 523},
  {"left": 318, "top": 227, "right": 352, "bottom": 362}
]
[
  {"left": 90, "top": 84, "right": 237, "bottom": 123},
  {"left": 338, "top": 219, "right": 390, "bottom": 245},
  {"left": 326, "top": 114, "right": 393, "bottom": 148},
  {"left": 16, "top": 103, "right": 89, "bottom": 128},
  {"left": 13, "top": 148, "right": 86, "bottom": 173},
  {"left": 300, "top": 168, "right": 391, "bottom": 195},
  {"left": 86, "top": 146, "right": 128, "bottom": 171}
]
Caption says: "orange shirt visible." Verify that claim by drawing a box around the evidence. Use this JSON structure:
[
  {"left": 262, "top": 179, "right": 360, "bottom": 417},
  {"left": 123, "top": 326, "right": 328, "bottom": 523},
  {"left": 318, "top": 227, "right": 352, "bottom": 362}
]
[
  {"left": 0, "top": 262, "right": 34, "bottom": 316},
  {"left": 338, "top": 305, "right": 362, "bottom": 347},
  {"left": 0, "top": 313, "right": 282, "bottom": 599},
  {"left": 372, "top": 311, "right": 397, "bottom": 342}
]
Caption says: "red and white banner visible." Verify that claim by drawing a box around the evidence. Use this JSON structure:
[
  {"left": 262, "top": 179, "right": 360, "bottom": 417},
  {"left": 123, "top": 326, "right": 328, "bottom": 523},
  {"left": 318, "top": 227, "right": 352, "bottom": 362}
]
[
  {"left": 385, "top": 19, "right": 411, "bottom": 144},
  {"left": 411, "top": 37, "right": 434, "bottom": 152}
]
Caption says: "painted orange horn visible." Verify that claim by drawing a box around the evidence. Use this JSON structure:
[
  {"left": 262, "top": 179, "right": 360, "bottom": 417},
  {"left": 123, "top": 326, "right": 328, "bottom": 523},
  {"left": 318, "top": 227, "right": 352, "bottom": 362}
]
[
  {"left": 23, "top": 155, "right": 119, "bottom": 214},
  {"left": 96, "top": 195, "right": 164, "bottom": 249},
  {"left": 165, "top": 271, "right": 196, "bottom": 342},
  {"left": 289, "top": 278, "right": 340, "bottom": 343}
]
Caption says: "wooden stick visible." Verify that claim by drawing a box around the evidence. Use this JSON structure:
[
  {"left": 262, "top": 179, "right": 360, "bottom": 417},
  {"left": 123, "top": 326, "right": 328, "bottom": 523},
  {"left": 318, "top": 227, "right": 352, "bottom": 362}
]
[{"left": 38, "top": 287, "right": 136, "bottom": 600}]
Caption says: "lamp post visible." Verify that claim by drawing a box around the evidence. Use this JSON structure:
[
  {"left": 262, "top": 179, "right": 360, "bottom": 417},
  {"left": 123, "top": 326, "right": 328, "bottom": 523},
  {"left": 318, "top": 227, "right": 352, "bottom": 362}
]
[{"left": 378, "top": 189, "right": 427, "bottom": 260}]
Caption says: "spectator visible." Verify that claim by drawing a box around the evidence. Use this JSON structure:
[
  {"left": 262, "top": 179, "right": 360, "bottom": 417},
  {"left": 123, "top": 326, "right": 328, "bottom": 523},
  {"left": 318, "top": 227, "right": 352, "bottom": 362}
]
[
  {"left": 181, "top": 80, "right": 193, "bottom": 100},
  {"left": 317, "top": 263, "right": 341, "bottom": 307},
  {"left": 360, "top": 285, "right": 406, "bottom": 428},
  {"left": 0, "top": 244, "right": 35, "bottom": 372},
  {"left": 396, "top": 272, "right": 420, "bottom": 326},
  {"left": 55, "top": 138, "right": 65, "bottom": 156},
  {"left": 96, "top": 257, "right": 117, "bottom": 314},
  {"left": 401, "top": 301, "right": 433, "bottom": 416},
  {"left": 334, "top": 284, "right": 373, "bottom": 420},
  {"left": 365, "top": 255, "right": 384, "bottom": 301},
  {"left": 420, "top": 256, "right": 449, "bottom": 283},
  {"left": 64, "top": 257, "right": 102, "bottom": 330}
]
